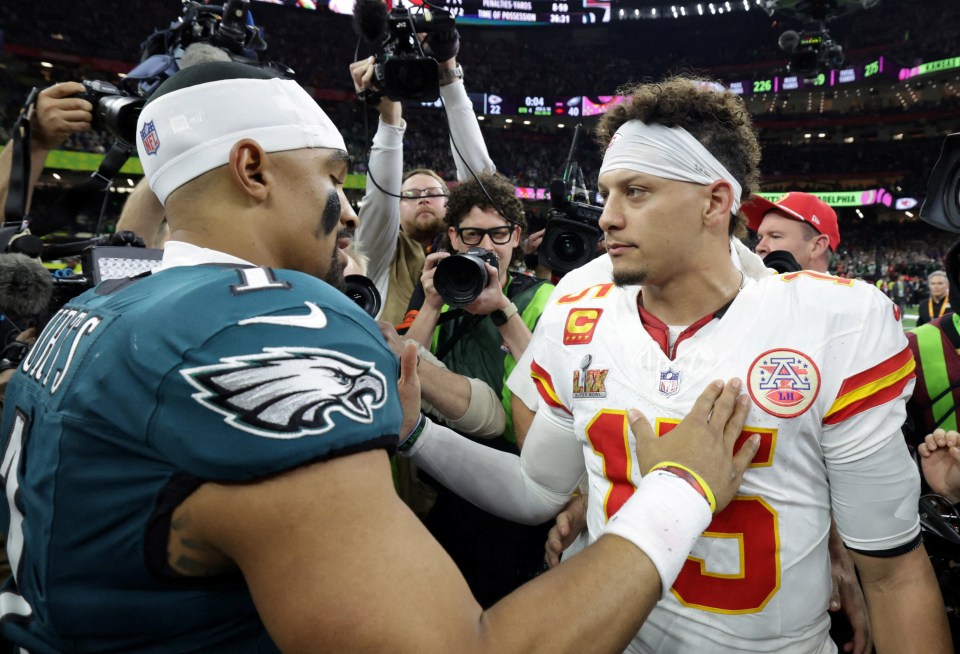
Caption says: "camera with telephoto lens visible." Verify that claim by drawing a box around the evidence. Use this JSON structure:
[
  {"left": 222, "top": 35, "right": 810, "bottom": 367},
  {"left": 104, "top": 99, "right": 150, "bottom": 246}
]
[
  {"left": 343, "top": 274, "right": 382, "bottom": 318},
  {"left": 354, "top": 0, "right": 455, "bottom": 102},
  {"left": 540, "top": 178, "right": 604, "bottom": 274},
  {"left": 434, "top": 247, "right": 499, "bottom": 307},
  {"left": 74, "top": 80, "right": 146, "bottom": 149}
]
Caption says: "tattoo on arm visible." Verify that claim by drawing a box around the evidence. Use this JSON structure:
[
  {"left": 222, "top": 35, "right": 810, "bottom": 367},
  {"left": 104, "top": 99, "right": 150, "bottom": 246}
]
[{"left": 167, "top": 509, "right": 236, "bottom": 577}]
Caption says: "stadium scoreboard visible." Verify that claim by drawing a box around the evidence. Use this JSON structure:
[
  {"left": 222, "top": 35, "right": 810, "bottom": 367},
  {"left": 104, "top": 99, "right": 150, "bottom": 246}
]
[{"left": 419, "top": 0, "right": 610, "bottom": 25}]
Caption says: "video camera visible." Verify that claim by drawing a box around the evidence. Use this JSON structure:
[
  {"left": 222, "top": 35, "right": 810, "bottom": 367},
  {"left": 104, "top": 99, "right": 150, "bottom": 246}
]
[
  {"left": 130, "top": 0, "right": 289, "bottom": 98},
  {"left": 354, "top": 0, "right": 456, "bottom": 102},
  {"left": 540, "top": 124, "right": 604, "bottom": 275},
  {"left": 921, "top": 133, "right": 960, "bottom": 234},
  {"left": 61, "top": 2, "right": 286, "bottom": 159},
  {"left": 779, "top": 23, "right": 844, "bottom": 79},
  {"left": 74, "top": 80, "right": 146, "bottom": 149}
]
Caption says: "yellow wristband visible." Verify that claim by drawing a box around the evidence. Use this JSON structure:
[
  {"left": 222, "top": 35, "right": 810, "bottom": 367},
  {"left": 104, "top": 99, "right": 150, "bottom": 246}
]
[{"left": 649, "top": 461, "right": 718, "bottom": 514}]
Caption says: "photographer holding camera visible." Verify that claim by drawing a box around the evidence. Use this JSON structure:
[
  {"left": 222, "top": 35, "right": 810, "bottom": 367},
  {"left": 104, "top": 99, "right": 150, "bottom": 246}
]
[
  {"left": 350, "top": 2, "right": 495, "bottom": 327},
  {"left": 0, "top": 82, "right": 93, "bottom": 217},
  {"left": 401, "top": 172, "right": 555, "bottom": 606}
]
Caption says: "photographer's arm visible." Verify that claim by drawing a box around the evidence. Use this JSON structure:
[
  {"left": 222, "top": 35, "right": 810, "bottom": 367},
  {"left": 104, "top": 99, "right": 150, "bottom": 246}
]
[
  {"left": 438, "top": 60, "right": 495, "bottom": 180},
  {"left": 0, "top": 82, "right": 92, "bottom": 216},
  {"left": 351, "top": 57, "right": 405, "bottom": 307},
  {"left": 379, "top": 321, "right": 506, "bottom": 438}
]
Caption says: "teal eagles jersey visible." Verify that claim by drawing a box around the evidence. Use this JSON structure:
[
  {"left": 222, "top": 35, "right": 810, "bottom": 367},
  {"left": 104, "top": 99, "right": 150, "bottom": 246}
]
[{"left": 0, "top": 264, "right": 402, "bottom": 653}]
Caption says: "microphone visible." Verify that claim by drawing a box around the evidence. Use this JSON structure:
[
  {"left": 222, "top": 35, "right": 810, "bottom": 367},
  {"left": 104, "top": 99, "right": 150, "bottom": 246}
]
[
  {"left": 0, "top": 253, "right": 53, "bottom": 319},
  {"left": 763, "top": 250, "right": 802, "bottom": 274},
  {"left": 778, "top": 30, "right": 800, "bottom": 53},
  {"left": 353, "top": 0, "right": 389, "bottom": 44}
]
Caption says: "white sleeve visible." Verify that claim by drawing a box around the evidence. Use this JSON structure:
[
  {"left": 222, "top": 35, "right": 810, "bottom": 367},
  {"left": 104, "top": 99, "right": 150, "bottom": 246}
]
[
  {"left": 417, "top": 344, "right": 506, "bottom": 438},
  {"left": 356, "top": 116, "right": 406, "bottom": 314},
  {"left": 439, "top": 80, "right": 495, "bottom": 181},
  {"left": 405, "top": 409, "right": 586, "bottom": 524},
  {"left": 505, "top": 334, "right": 539, "bottom": 410},
  {"left": 820, "top": 282, "right": 921, "bottom": 552},
  {"left": 829, "top": 430, "right": 921, "bottom": 553}
]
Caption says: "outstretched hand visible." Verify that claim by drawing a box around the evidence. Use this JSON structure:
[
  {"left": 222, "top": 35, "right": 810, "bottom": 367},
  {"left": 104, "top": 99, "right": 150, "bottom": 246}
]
[
  {"left": 397, "top": 341, "right": 423, "bottom": 438},
  {"left": 918, "top": 428, "right": 960, "bottom": 504},
  {"left": 630, "top": 378, "right": 757, "bottom": 513},
  {"left": 545, "top": 494, "right": 587, "bottom": 568}
]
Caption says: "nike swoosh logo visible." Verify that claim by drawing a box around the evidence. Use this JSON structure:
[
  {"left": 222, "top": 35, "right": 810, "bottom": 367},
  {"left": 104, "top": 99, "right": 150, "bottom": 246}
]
[{"left": 239, "top": 302, "right": 328, "bottom": 330}]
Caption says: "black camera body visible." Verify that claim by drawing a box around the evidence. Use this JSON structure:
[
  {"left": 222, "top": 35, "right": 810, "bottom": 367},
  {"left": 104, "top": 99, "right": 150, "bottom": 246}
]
[
  {"left": 434, "top": 247, "right": 499, "bottom": 307},
  {"left": 540, "top": 180, "right": 603, "bottom": 274},
  {"left": 921, "top": 133, "right": 960, "bottom": 233},
  {"left": 356, "top": 1, "right": 455, "bottom": 102},
  {"left": 75, "top": 80, "right": 146, "bottom": 149},
  {"left": 377, "top": 7, "right": 455, "bottom": 102},
  {"left": 780, "top": 24, "right": 843, "bottom": 80}
]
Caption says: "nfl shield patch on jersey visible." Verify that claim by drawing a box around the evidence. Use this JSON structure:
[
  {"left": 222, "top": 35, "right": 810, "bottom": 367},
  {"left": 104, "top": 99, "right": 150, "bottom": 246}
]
[{"left": 658, "top": 369, "right": 681, "bottom": 397}]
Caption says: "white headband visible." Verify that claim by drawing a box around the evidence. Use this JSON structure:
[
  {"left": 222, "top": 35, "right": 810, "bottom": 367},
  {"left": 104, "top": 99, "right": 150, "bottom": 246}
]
[
  {"left": 599, "top": 120, "right": 742, "bottom": 214},
  {"left": 136, "top": 77, "right": 347, "bottom": 205}
]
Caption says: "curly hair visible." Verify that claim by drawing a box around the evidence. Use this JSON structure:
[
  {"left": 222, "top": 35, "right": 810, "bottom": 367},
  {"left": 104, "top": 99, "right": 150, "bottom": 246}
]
[
  {"left": 595, "top": 75, "right": 761, "bottom": 238},
  {"left": 443, "top": 173, "right": 526, "bottom": 265}
]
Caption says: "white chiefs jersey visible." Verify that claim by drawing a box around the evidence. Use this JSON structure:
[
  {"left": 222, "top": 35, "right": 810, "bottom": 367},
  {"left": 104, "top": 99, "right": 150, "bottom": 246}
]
[{"left": 530, "top": 271, "right": 919, "bottom": 653}]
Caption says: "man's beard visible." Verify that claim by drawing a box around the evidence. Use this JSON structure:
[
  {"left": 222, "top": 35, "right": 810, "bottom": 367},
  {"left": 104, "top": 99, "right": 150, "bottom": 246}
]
[
  {"left": 405, "top": 209, "right": 444, "bottom": 243},
  {"left": 613, "top": 268, "right": 646, "bottom": 287},
  {"left": 323, "top": 240, "right": 347, "bottom": 291}
]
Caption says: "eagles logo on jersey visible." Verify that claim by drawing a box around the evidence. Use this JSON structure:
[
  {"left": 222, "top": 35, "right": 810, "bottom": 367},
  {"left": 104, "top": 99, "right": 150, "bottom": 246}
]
[{"left": 182, "top": 347, "right": 387, "bottom": 439}]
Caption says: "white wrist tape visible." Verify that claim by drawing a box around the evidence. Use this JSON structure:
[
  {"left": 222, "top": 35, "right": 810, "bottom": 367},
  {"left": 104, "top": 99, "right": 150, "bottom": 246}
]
[{"left": 602, "top": 469, "right": 712, "bottom": 595}]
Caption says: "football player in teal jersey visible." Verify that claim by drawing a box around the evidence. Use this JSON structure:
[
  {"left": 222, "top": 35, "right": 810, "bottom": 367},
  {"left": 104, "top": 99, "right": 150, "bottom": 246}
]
[{"left": 0, "top": 61, "right": 757, "bottom": 653}]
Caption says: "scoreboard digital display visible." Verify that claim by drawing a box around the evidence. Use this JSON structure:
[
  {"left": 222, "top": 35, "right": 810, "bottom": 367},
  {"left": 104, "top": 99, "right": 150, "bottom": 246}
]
[
  {"left": 316, "top": 0, "right": 611, "bottom": 25},
  {"left": 483, "top": 94, "right": 586, "bottom": 116}
]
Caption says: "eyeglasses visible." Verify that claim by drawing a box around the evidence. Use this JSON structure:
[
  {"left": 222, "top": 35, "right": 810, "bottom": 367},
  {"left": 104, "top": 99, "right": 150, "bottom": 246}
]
[
  {"left": 455, "top": 225, "right": 516, "bottom": 246},
  {"left": 400, "top": 187, "right": 448, "bottom": 200}
]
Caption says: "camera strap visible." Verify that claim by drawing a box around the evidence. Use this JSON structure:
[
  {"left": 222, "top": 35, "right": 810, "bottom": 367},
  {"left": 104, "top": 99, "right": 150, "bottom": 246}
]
[
  {"left": 433, "top": 311, "right": 483, "bottom": 361},
  {"left": 3, "top": 87, "right": 40, "bottom": 229}
]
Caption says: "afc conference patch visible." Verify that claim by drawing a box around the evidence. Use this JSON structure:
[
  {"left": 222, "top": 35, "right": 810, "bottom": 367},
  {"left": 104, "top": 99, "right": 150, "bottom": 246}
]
[
  {"left": 747, "top": 348, "right": 821, "bottom": 418},
  {"left": 140, "top": 120, "right": 160, "bottom": 156}
]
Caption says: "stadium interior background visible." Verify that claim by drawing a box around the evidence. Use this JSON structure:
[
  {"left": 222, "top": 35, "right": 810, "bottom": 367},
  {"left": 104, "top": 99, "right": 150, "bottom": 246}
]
[{"left": 1, "top": 0, "right": 958, "bottom": 325}]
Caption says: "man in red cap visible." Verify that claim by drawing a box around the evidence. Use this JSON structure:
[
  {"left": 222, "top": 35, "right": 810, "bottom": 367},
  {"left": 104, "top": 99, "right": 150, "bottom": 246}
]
[{"left": 744, "top": 192, "right": 840, "bottom": 273}]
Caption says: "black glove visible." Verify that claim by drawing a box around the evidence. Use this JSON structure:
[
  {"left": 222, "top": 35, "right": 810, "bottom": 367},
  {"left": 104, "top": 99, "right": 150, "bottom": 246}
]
[{"left": 424, "top": 27, "right": 460, "bottom": 63}]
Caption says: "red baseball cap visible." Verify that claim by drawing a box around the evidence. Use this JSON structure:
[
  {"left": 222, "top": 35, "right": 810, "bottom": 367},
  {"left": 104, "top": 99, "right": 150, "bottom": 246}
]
[{"left": 742, "top": 192, "right": 841, "bottom": 250}]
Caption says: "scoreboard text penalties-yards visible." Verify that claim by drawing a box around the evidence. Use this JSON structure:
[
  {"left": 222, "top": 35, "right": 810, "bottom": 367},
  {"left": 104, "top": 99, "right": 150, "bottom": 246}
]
[{"left": 478, "top": 0, "right": 536, "bottom": 20}]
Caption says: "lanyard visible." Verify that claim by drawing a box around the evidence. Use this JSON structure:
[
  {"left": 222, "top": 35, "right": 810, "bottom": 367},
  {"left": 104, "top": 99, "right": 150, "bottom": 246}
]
[{"left": 929, "top": 292, "right": 950, "bottom": 319}]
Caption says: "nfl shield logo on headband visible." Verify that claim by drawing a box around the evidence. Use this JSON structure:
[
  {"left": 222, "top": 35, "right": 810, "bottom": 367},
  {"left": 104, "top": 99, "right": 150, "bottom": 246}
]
[{"left": 140, "top": 120, "right": 160, "bottom": 156}]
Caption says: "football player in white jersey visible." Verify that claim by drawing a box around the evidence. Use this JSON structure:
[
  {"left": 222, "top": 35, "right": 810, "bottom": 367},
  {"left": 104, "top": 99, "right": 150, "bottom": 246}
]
[{"left": 401, "top": 76, "right": 951, "bottom": 653}]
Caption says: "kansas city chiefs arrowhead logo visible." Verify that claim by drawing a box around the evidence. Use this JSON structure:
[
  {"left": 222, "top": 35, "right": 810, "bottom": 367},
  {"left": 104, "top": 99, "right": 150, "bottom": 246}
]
[{"left": 181, "top": 347, "right": 387, "bottom": 439}]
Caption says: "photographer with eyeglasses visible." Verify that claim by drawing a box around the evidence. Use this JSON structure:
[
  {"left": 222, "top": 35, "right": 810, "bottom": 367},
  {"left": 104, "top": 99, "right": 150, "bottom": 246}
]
[{"left": 392, "top": 172, "right": 556, "bottom": 607}]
